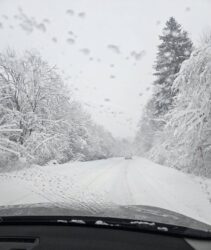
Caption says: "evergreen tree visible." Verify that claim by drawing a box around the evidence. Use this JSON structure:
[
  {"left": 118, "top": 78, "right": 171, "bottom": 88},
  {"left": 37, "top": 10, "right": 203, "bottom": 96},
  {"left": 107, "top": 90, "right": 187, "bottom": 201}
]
[
  {"left": 135, "top": 17, "right": 193, "bottom": 156},
  {"left": 153, "top": 17, "right": 193, "bottom": 116}
]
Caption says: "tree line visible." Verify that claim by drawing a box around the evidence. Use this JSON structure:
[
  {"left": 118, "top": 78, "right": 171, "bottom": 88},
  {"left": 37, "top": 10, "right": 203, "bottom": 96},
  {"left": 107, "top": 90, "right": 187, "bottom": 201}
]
[
  {"left": 0, "top": 50, "right": 128, "bottom": 168},
  {"left": 135, "top": 17, "right": 211, "bottom": 177}
]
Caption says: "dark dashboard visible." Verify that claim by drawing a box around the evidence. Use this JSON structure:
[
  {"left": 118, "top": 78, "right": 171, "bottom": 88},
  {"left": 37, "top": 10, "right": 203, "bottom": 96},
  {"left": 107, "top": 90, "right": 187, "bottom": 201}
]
[
  {"left": 0, "top": 225, "right": 202, "bottom": 250},
  {"left": 0, "top": 215, "right": 211, "bottom": 250}
]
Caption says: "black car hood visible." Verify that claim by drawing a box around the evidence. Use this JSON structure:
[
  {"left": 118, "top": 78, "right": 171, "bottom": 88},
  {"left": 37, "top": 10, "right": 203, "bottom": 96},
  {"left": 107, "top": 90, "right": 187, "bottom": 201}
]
[{"left": 0, "top": 202, "right": 210, "bottom": 231}]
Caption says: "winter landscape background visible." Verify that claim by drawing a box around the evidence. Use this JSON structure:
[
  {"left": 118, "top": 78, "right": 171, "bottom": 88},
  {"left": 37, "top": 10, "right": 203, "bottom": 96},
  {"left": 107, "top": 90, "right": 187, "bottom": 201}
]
[{"left": 0, "top": 0, "right": 211, "bottom": 224}]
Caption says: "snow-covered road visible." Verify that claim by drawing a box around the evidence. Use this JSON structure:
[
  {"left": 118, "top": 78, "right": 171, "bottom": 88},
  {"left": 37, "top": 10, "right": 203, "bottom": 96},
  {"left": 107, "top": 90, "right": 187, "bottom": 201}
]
[{"left": 0, "top": 157, "right": 211, "bottom": 224}]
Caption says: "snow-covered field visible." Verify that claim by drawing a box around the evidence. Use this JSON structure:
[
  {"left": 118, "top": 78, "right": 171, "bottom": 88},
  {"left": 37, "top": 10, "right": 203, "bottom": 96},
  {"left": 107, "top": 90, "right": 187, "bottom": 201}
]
[{"left": 0, "top": 157, "right": 211, "bottom": 225}]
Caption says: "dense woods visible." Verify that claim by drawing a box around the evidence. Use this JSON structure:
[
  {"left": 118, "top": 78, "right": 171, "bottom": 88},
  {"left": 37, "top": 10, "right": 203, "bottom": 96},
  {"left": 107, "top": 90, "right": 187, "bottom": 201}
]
[
  {"left": 0, "top": 50, "right": 128, "bottom": 168},
  {"left": 1, "top": 15, "right": 211, "bottom": 178},
  {"left": 135, "top": 17, "right": 211, "bottom": 177}
]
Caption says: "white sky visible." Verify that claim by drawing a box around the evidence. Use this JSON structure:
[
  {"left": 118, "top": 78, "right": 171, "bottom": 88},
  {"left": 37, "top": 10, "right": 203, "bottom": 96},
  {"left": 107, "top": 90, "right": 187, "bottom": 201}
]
[{"left": 0, "top": 0, "right": 211, "bottom": 138}]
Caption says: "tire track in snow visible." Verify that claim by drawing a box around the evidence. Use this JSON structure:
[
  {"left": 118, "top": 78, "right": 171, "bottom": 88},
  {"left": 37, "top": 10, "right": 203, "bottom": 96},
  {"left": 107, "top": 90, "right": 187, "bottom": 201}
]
[
  {"left": 79, "top": 159, "right": 127, "bottom": 205},
  {"left": 99, "top": 160, "right": 135, "bottom": 205},
  {"left": 66, "top": 158, "right": 124, "bottom": 211},
  {"left": 0, "top": 168, "right": 98, "bottom": 213},
  {"left": 0, "top": 159, "right": 123, "bottom": 213},
  {"left": 1, "top": 157, "right": 211, "bottom": 225}
]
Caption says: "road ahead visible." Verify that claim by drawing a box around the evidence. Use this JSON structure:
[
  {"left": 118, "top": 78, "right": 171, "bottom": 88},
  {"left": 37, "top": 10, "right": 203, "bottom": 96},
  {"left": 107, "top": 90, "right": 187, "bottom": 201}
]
[{"left": 0, "top": 157, "right": 211, "bottom": 224}]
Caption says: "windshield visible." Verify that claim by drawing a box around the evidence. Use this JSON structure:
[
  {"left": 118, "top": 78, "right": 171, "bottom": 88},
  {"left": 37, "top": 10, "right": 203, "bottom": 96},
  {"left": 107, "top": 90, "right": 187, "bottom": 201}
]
[{"left": 0, "top": 0, "right": 211, "bottom": 233}]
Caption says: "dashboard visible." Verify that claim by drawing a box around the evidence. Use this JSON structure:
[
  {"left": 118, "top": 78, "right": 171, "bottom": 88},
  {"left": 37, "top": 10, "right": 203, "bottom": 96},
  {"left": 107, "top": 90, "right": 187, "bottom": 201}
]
[{"left": 0, "top": 225, "right": 210, "bottom": 250}]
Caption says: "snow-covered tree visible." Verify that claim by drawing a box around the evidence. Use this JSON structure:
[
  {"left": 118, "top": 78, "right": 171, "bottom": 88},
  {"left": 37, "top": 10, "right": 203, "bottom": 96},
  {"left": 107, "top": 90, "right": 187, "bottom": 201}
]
[
  {"left": 0, "top": 50, "right": 122, "bottom": 167},
  {"left": 153, "top": 17, "right": 193, "bottom": 116},
  {"left": 134, "top": 99, "right": 159, "bottom": 155},
  {"left": 0, "top": 50, "right": 71, "bottom": 163},
  {"left": 0, "top": 122, "right": 22, "bottom": 156},
  {"left": 135, "top": 17, "right": 193, "bottom": 156},
  {"left": 151, "top": 44, "right": 211, "bottom": 177}
]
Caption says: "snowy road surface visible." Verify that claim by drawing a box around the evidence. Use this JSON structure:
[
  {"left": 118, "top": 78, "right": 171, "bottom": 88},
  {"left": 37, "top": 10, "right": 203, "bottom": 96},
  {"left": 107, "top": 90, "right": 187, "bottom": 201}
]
[{"left": 0, "top": 157, "right": 211, "bottom": 224}]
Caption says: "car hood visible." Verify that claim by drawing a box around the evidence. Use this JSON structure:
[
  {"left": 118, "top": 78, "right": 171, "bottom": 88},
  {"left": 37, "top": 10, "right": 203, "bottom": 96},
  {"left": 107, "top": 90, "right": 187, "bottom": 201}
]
[{"left": 0, "top": 202, "right": 210, "bottom": 231}]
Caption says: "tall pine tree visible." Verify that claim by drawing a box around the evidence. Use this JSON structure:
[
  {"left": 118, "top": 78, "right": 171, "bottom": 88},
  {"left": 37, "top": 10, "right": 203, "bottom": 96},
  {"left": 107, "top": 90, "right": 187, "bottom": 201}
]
[
  {"left": 153, "top": 17, "right": 193, "bottom": 116},
  {"left": 135, "top": 17, "right": 193, "bottom": 156}
]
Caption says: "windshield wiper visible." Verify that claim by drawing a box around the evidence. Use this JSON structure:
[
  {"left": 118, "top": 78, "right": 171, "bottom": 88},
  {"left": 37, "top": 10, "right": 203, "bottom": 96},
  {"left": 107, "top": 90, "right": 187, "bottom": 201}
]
[{"left": 1, "top": 216, "right": 211, "bottom": 239}]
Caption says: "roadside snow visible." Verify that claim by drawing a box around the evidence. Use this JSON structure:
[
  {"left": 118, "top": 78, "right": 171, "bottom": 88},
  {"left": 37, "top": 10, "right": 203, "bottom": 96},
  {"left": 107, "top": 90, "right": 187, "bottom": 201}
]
[{"left": 0, "top": 157, "right": 211, "bottom": 225}]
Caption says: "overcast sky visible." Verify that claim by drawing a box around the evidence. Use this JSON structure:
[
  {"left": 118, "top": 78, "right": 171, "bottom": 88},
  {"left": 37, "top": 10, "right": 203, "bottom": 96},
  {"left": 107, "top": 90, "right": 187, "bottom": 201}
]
[{"left": 0, "top": 0, "right": 211, "bottom": 138}]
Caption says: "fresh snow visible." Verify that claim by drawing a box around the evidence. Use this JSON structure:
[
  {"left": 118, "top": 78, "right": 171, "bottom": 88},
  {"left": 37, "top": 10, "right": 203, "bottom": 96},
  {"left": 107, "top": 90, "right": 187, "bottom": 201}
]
[
  {"left": 130, "top": 221, "right": 155, "bottom": 226},
  {"left": 70, "top": 219, "right": 86, "bottom": 224},
  {"left": 0, "top": 157, "right": 211, "bottom": 225},
  {"left": 157, "top": 227, "right": 168, "bottom": 232},
  {"left": 95, "top": 220, "right": 109, "bottom": 226}
]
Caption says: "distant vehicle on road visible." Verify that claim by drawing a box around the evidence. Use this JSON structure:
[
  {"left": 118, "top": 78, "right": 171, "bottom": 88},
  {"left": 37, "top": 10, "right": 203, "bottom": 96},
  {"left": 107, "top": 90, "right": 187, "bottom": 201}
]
[{"left": 124, "top": 154, "right": 133, "bottom": 160}]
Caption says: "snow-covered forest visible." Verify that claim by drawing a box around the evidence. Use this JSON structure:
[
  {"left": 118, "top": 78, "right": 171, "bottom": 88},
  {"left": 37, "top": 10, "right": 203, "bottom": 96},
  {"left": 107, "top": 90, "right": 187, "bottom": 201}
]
[
  {"left": 1, "top": 2, "right": 211, "bottom": 226},
  {"left": 135, "top": 17, "right": 211, "bottom": 177},
  {"left": 0, "top": 50, "right": 130, "bottom": 169},
  {"left": 1, "top": 10, "right": 211, "bottom": 181}
]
